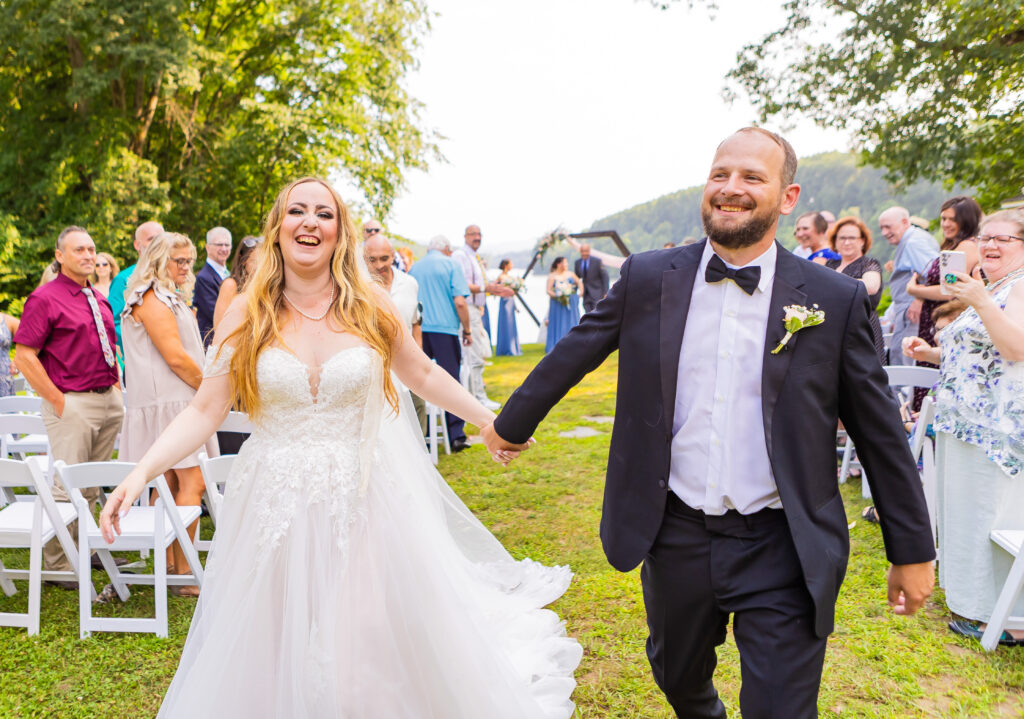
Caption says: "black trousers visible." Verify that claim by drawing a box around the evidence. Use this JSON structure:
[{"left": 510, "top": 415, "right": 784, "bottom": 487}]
[
  {"left": 420, "top": 331, "right": 465, "bottom": 442},
  {"left": 641, "top": 493, "right": 828, "bottom": 719}
]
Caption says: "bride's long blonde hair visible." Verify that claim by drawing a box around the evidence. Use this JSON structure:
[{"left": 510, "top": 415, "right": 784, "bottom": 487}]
[{"left": 223, "top": 177, "right": 401, "bottom": 419}]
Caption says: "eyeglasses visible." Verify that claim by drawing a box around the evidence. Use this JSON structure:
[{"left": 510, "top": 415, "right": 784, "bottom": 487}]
[
  {"left": 170, "top": 257, "right": 193, "bottom": 268},
  {"left": 242, "top": 236, "right": 263, "bottom": 248},
  {"left": 976, "top": 234, "right": 1023, "bottom": 246},
  {"left": 208, "top": 242, "right": 231, "bottom": 248},
  {"left": 96, "top": 261, "right": 109, "bottom": 267},
  {"left": 835, "top": 236, "right": 863, "bottom": 243}
]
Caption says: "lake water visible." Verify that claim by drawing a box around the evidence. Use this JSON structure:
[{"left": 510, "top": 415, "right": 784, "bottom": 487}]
[{"left": 482, "top": 272, "right": 596, "bottom": 347}]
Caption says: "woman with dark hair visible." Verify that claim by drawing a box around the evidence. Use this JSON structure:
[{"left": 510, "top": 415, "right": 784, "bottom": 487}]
[
  {"left": 212, "top": 235, "right": 262, "bottom": 328},
  {"left": 825, "top": 216, "right": 885, "bottom": 363},
  {"left": 908, "top": 196, "right": 982, "bottom": 407},
  {"left": 545, "top": 256, "right": 580, "bottom": 353},
  {"left": 494, "top": 259, "right": 521, "bottom": 356}
]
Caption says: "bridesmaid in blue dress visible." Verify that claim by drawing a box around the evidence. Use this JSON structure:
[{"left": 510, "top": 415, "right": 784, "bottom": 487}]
[
  {"left": 495, "top": 259, "right": 522, "bottom": 356},
  {"left": 545, "top": 256, "right": 581, "bottom": 354}
]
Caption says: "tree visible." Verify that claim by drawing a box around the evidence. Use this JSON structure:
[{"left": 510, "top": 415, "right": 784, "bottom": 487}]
[
  {"left": 0, "top": 0, "right": 435, "bottom": 309},
  {"left": 720, "top": 0, "right": 1024, "bottom": 208}
]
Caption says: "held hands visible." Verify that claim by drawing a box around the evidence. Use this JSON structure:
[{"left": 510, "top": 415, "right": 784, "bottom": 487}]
[
  {"left": 98, "top": 470, "right": 149, "bottom": 544},
  {"left": 480, "top": 422, "right": 533, "bottom": 466},
  {"left": 887, "top": 561, "right": 935, "bottom": 616}
]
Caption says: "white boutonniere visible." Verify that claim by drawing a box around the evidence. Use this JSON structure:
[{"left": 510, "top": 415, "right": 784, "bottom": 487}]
[{"left": 771, "top": 304, "right": 825, "bottom": 354}]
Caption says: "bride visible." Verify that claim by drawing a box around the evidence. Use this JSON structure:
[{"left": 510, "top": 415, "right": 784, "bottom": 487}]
[{"left": 99, "top": 177, "right": 582, "bottom": 718}]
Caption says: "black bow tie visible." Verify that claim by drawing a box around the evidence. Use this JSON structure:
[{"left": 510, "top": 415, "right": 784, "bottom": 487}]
[{"left": 704, "top": 254, "right": 760, "bottom": 295}]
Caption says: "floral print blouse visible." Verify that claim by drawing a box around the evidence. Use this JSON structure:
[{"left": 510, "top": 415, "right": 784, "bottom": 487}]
[{"left": 935, "top": 272, "right": 1024, "bottom": 477}]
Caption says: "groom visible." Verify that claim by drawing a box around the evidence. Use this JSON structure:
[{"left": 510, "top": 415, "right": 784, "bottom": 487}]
[{"left": 483, "top": 128, "right": 936, "bottom": 718}]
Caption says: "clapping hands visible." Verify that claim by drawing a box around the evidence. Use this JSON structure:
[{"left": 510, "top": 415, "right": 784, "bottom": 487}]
[{"left": 480, "top": 422, "right": 533, "bottom": 466}]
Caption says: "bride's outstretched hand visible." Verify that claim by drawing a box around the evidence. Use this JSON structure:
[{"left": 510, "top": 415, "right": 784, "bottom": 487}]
[
  {"left": 480, "top": 422, "right": 534, "bottom": 466},
  {"left": 99, "top": 470, "right": 149, "bottom": 543}
]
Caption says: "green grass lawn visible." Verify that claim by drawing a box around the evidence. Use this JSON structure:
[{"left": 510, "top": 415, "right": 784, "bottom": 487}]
[{"left": 2, "top": 344, "right": 1023, "bottom": 717}]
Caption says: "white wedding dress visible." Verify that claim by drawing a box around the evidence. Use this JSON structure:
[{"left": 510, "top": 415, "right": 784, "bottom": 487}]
[{"left": 157, "top": 345, "right": 581, "bottom": 718}]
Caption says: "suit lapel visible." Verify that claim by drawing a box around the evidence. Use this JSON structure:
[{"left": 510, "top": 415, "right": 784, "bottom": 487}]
[
  {"left": 660, "top": 242, "right": 703, "bottom": 434},
  {"left": 761, "top": 245, "right": 807, "bottom": 464}
]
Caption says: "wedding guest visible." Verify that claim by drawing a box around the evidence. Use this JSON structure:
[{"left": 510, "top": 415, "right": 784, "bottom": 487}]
[
  {"left": 879, "top": 206, "right": 940, "bottom": 366},
  {"left": 453, "top": 225, "right": 512, "bottom": 410},
  {"left": 395, "top": 246, "right": 415, "bottom": 273},
  {"left": 213, "top": 236, "right": 262, "bottom": 328},
  {"left": 795, "top": 212, "right": 840, "bottom": 263},
  {"left": 0, "top": 312, "right": 20, "bottom": 397},
  {"left": 495, "top": 259, "right": 521, "bottom": 357},
  {"left": 195, "top": 227, "right": 232, "bottom": 348},
  {"left": 903, "top": 209, "right": 1024, "bottom": 646},
  {"left": 575, "top": 244, "right": 609, "bottom": 313},
  {"left": 362, "top": 218, "right": 383, "bottom": 240},
  {"left": 121, "top": 232, "right": 218, "bottom": 596},
  {"left": 545, "top": 257, "right": 580, "bottom": 353},
  {"left": 38, "top": 260, "right": 60, "bottom": 286},
  {"left": 14, "top": 226, "right": 123, "bottom": 587},
  {"left": 408, "top": 235, "right": 473, "bottom": 452},
  {"left": 907, "top": 196, "right": 982, "bottom": 408},
  {"left": 109, "top": 220, "right": 164, "bottom": 353},
  {"left": 566, "top": 236, "right": 626, "bottom": 269},
  {"left": 364, "top": 233, "right": 427, "bottom": 435},
  {"left": 89, "top": 252, "right": 119, "bottom": 298},
  {"left": 825, "top": 217, "right": 885, "bottom": 363}
]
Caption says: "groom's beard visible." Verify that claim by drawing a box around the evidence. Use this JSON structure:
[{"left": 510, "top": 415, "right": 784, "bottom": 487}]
[{"left": 702, "top": 199, "right": 780, "bottom": 250}]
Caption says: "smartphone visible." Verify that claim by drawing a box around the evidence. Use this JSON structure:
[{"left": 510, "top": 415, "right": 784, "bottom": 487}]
[{"left": 940, "top": 250, "right": 966, "bottom": 295}]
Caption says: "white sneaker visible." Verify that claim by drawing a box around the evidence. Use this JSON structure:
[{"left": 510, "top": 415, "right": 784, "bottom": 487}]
[{"left": 480, "top": 398, "right": 501, "bottom": 410}]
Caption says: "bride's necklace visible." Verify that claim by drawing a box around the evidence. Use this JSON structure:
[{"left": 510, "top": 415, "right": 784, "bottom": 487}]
[{"left": 283, "top": 283, "right": 335, "bottom": 321}]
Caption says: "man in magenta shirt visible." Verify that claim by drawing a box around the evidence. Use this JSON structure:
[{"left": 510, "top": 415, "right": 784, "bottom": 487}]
[{"left": 14, "top": 226, "right": 124, "bottom": 586}]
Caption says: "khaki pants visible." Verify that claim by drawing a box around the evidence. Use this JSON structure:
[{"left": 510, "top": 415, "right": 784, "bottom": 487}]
[
  {"left": 41, "top": 387, "right": 124, "bottom": 572},
  {"left": 461, "top": 306, "right": 491, "bottom": 403}
]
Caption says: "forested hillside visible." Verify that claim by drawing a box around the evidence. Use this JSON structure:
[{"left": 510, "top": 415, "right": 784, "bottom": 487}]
[{"left": 580, "top": 152, "right": 965, "bottom": 266}]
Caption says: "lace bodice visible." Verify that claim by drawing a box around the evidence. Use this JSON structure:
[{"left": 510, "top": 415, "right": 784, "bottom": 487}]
[{"left": 203, "top": 343, "right": 383, "bottom": 554}]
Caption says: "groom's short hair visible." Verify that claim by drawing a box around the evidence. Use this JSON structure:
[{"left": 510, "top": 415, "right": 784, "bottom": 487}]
[{"left": 723, "top": 127, "right": 798, "bottom": 187}]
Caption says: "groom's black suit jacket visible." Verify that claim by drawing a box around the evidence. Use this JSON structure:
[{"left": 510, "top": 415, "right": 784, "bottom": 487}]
[{"left": 495, "top": 240, "right": 936, "bottom": 637}]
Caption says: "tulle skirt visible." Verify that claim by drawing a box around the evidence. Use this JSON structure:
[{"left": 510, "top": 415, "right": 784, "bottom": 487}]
[{"left": 157, "top": 397, "right": 581, "bottom": 718}]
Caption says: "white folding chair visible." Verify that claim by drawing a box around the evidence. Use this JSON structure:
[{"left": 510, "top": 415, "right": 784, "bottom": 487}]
[
  {"left": 0, "top": 414, "right": 50, "bottom": 505},
  {"left": 196, "top": 451, "right": 237, "bottom": 551},
  {"left": 425, "top": 402, "right": 450, "bottom": 465},
  {"left": 55, "top": 460, "right": 204, "bottom": 638},
  {"left": 0, "top": 456, "right": 83, "bottom": 635},
  {"left": 0, "top": 406, "right": 50, "bottom": 464},
  {"left": 981, "top": 530, "right": 1024, "bottom": 651},
  {"left": 840, "top": 365, "right": 940, "bottom": 497},
  {"left": 218, "top": 410, "right": 254, "bottom": 434}
]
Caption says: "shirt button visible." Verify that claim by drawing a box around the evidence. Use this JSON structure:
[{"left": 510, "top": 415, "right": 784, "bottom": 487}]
[
  {"left": 658, "top": 480, "right": 666, "bottom": 488},
  {"left": 727, "top": 310, "right": 737, "bottom": 318},
  {"left": 719, "top": 351, "right": 729, "bottom": 359}
]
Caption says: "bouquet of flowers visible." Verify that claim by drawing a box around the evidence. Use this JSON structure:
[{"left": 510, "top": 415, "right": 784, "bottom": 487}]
[
  {"left": 553, "top": 278, "right": 574, "bottom": 307},
  {"left": 500, "top": 275, "right": 525, "bottom": 292},
  {"left": 536, "top": 226, "right": 570, "bottom": 258}
]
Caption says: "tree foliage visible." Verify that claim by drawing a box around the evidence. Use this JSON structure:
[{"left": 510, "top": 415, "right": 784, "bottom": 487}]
[
  {"left": 585, "top": 152, "right": 960, "bottom": 264},
  {"left": 721, "top": 0, "right": 1024, "bottom": 207},
  {"left": 0, "top": 0, "right": 435, "bottom": 309}
]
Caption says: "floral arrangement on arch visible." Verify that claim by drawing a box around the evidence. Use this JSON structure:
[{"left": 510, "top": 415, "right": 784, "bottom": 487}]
[{"left": 535, "top": 226, "right": 570, "bottom": 258}]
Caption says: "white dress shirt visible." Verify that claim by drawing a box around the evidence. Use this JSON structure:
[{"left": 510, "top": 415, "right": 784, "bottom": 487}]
[
  {"left": 452, "top": 245, "right": 486, "bottom": 307},
  {"left": 669, "top": 241, "right": 782, "bottom": 515},
  {"left": 206, "top": 259, "right": 229, "bottom": 280},
  {"left": 388, "top": 270, "right": 421, "bottom": 333}
]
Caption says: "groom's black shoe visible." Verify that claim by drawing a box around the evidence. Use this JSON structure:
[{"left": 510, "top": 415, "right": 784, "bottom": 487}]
[{"left": 451, "top": 438, "right": 471, "bottom": 453}]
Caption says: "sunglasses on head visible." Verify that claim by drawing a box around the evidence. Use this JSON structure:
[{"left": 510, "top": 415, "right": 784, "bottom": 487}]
[{"left": 242, "top": 236, "right": 263, "bottom": 248}]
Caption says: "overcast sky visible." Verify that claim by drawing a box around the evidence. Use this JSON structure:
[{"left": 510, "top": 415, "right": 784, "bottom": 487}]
[{"left": 378, "top": 0, "right": 849, "bottom": 252}]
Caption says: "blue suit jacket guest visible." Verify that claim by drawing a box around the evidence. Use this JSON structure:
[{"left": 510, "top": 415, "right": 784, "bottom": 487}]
[{"left": 194, "top": 261, "right": 224, "bottom": 348}]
